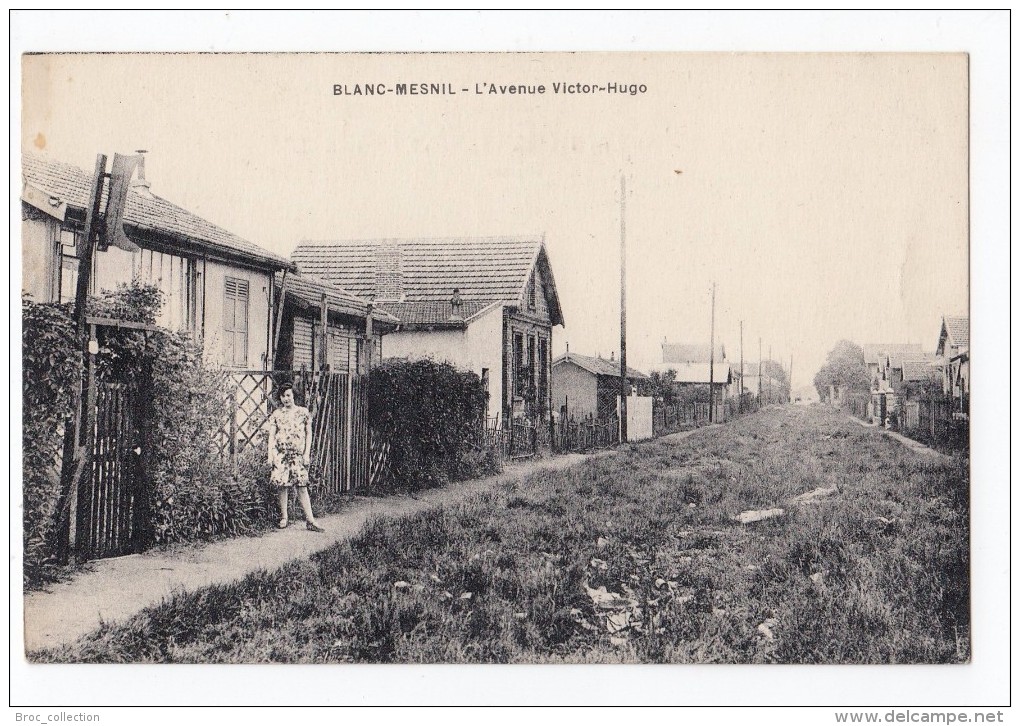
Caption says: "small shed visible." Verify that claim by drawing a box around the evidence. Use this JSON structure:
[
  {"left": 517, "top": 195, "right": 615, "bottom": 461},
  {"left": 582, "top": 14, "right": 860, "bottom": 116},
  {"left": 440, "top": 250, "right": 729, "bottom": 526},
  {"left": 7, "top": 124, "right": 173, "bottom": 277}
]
[
  {"left": 552, "top": 351, "right": 647, "bottom": 420},
  {"left": 273, "top": 272, "right": 398, "bottom": 374}
]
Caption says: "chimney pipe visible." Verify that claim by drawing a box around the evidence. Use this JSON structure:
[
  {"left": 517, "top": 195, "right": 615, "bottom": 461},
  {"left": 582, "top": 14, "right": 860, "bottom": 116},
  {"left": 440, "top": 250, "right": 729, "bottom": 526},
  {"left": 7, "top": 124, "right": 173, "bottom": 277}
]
[{"left": 131, "top": 149, "right": 152, "bottom": 196}]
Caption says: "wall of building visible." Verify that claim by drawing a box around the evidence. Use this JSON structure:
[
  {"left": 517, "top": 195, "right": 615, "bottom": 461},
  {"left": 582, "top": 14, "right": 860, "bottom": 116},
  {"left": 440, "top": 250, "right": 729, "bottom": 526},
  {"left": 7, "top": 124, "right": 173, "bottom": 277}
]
[
  {"left": 384, "top": 305, "right": 505, "bottom": 421},
  {"left": 552, "top": 361, "right": 598, "bottom": 419},
  {"left": 21, "top": 213, "right": 58, "bottom": 302},
  {"left": 524, "top": 266, "right": 554, "bottom": 322},
  {"left": 201, "top": 259, "right": 273, "bottom": 370}
]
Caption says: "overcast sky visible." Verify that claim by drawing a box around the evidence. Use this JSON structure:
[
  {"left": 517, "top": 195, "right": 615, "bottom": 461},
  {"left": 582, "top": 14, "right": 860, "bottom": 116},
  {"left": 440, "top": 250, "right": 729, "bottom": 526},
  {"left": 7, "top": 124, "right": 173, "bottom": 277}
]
[{"left": 21, "top": 52, "right": 968, "bottom": 385}]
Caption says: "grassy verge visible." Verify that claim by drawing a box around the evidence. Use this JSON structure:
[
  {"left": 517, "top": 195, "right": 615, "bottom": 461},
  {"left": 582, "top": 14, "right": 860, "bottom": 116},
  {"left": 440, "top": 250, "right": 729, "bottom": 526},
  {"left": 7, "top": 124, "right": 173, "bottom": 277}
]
[{"left": 32, "top": 405, "right": 969, "bottom": 664}]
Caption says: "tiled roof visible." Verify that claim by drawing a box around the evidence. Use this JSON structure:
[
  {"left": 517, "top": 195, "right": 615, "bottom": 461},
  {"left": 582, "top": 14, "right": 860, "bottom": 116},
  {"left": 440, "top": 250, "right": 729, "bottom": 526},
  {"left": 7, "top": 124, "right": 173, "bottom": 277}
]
[
  {"left": 554, "top": 352, "right": 647, "bottom": 380},
  {"left": 662, "top": 342, "right": 726, "bottom": 364},
  {"left": 901, "top": 359, "right": 944, "bottom": 382},
  {"left": 863, "top": 343, "right": 925, "bottom": 366},
  {"left": 377, "top": 300, "right": 498, "bottom": 328},
  {"left": 22, "top": 153, "right": 292, "bottom": 270},
  {"left": 290, "top": 236, "right": 564, "bottom": 326},
  {"left": 275, "top": 272, "right": 398, "bottom": 324},
  {"left": 943, "top": 315, "right": 969, "bottom": 348}
]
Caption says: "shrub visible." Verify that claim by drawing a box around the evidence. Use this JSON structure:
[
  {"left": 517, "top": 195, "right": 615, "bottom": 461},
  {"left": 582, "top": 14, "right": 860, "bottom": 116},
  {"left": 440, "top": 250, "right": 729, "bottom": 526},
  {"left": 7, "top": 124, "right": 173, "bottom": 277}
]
[
  {"left": 368, "top": 358, "right": 498, "bottom": 491},
  {"left": 22, "top": 295, "right": 81, "bottom": 586}
]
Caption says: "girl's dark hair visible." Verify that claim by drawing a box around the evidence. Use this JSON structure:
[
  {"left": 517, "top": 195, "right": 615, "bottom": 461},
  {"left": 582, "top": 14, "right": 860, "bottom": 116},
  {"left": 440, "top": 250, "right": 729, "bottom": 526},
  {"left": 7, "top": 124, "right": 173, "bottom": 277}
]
[{"left": 277, "top": 383, "right": 294, "bottom": 395}]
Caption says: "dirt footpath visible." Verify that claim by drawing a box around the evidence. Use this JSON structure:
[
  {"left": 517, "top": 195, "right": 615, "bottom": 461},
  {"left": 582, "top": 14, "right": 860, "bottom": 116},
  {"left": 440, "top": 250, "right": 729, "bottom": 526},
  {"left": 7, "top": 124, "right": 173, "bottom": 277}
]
[{"left": 22, "top": 453, "right": 590, "bottom": 653}]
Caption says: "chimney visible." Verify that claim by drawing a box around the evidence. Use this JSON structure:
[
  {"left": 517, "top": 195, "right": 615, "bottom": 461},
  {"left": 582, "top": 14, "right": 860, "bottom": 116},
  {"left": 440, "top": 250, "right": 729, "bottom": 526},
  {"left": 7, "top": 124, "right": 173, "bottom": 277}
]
[
  {"left": 374, "top": 241, "right": 403, "bottom": 301},
  {"left": 449, "top": 288, "right": 463, "bottom": 321},
  {"left": 130, "top": 149, "right": 152, "bottom": 197}
]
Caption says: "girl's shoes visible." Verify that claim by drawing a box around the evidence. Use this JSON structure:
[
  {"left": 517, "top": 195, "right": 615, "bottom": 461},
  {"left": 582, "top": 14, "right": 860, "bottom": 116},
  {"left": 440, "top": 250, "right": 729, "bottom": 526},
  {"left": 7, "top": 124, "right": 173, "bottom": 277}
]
[
  {"left": 278, "top": 518, "right": 290, "bottom": 529},
  {"left": 306, "top": 521, "right": 325, "bottom": 533}
]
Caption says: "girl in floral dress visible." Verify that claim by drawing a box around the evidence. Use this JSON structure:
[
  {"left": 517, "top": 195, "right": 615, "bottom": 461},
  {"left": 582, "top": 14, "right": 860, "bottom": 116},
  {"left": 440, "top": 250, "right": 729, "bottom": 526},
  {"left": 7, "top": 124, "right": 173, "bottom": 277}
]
[{"left": 267, "top": 384, "right": 325, "bottom": 532}]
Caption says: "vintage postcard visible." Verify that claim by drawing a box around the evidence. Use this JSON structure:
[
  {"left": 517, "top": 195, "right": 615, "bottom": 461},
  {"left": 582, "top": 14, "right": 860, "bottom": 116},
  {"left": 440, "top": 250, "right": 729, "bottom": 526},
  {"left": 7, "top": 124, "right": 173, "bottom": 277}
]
[{"left": 12, "top": 11, "right": 1009, "bottom": 712}]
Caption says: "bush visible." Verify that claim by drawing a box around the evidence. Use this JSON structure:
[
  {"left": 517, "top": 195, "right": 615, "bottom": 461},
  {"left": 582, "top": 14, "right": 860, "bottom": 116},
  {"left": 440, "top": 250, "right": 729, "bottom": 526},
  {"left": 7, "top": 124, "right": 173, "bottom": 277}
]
[
  {"left": 368, "top": 358, "right": 498, "bottom": 491},
  {"left": 22, "top": 295, "right": 81, "bottom": 587}
]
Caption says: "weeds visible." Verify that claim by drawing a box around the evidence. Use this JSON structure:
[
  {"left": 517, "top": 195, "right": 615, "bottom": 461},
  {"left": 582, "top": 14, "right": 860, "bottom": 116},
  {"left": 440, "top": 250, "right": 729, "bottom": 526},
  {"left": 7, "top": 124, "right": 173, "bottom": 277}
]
[{"left": 32, "top": 405, "right": 969, "bottom": 664}]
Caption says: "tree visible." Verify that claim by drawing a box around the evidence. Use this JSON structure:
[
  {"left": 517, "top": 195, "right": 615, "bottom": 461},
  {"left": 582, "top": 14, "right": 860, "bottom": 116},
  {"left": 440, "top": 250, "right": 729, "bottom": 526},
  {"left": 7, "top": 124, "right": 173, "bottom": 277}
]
[
  {"left": 813, "top": 340, "right": 870, "bottom": 401},
  {"left": 760, "top": 359, "right": 791, "bottom": 403},
  {"left": 640, "top": 369, "right": 678, "bottom": 404}
]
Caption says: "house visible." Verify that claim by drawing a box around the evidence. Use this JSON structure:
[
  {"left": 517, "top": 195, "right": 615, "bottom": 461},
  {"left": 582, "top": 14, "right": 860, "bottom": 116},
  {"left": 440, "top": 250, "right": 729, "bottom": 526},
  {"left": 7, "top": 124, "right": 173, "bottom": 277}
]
[
  {"left": 863, "top": 343, "right": 925, "bottom": 389},
  {"left": 21, "top": 153, "right": 293, "bottom": 370},
  {"left": 660, "top": 340, "right": 734, "bottom": 396},
  {"left": 863, "top": 343, "right": 928, "bottom": 426},
  {"left": 669, "top": 362, "right": 733, "bottom": 394},
  {"left": 273, "top": 272, "right": 398, "bottom": 374},
  {"left": 738, "top": 366, "right": 780, "bottom": 400},
  {"left": 936, "top": 315, "right": 969, "bottom": 410},
  {"left": 291, "top": 236, "right": 564, "bottom": 424},
  {"left": 552, "top": 350, "right": 647, "bottom": 420}
]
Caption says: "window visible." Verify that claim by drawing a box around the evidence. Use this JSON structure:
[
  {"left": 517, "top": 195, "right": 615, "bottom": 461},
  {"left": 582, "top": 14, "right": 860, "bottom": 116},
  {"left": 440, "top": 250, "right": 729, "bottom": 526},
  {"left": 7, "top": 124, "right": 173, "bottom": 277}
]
[
  {"left": 224, "top": 276, "right": 249, "bottom": 367},
  {"left": 527, "top": 335, "right": 537, "bottom": 393},
  {"left": 538, "top": 338, "right": 549, "bottom": 406},
  {"left": 513, "top": 332, "right": 525, "bottom": 396}
]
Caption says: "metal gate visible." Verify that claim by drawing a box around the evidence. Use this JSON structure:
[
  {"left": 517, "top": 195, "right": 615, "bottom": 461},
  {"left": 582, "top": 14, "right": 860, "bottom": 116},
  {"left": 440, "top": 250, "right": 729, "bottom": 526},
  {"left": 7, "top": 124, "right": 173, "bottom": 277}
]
[{"left": 73, "top": 382, "right": 145, "bottom": 560}]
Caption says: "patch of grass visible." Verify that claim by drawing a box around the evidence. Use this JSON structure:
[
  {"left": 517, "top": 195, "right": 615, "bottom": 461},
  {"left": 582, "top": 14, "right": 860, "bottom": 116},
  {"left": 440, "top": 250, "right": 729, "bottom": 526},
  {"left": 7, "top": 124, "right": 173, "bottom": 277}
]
[{"left": 31, "top": 406, "right": 969, "bottom": 664}]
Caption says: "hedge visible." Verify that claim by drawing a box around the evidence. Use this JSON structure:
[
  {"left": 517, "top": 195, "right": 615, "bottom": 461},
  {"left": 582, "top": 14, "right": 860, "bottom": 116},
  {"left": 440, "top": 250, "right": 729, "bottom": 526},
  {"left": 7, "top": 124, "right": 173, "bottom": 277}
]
[{"left": 368, "top": 358, "right": 500, "bottom": 491}]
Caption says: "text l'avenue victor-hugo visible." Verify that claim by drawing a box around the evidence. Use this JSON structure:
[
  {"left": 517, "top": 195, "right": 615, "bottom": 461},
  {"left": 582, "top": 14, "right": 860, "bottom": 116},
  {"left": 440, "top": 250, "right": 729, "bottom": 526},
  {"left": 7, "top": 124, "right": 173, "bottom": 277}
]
[{"left": 332, "top": 82, "right": 648, "bottom": 96}]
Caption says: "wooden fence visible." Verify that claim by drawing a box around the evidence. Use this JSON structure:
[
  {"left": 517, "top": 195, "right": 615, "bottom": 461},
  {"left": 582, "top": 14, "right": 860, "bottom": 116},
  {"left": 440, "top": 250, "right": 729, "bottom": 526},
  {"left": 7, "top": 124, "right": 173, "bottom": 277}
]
[
  {"left": 554, "top": 415, "right": 620, "bottom": 453},
  {"left": 901, "top": 395, "right": 967, "bottom": 451},
  {"left": 484, "top": 418, "right": 539, "bottom": 460},
  {"left": 220, "top": 370, "right": 374, "bottom": 495}
]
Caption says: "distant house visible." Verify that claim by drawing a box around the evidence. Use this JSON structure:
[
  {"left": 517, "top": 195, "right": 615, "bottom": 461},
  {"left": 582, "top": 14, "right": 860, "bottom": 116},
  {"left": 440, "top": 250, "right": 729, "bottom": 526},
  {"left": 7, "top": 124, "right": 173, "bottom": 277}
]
[
  {"left": 21, "top": 153, "right": 293, "bottom": 370},
  {"left": 660, "top": 340, "right": 733, "bottom": 397},
  {"left": 273, "top": 272, "right": 398, "bottom": 374},
  {"left": 291, "top": 236, "right": 564, "bottom": 423},
  {"left": 863, "top": 343, "right": 933, "bottom": 426},
  {"left": 863, "top": 343, "right": 925, "bottom": 390},
  {"left": 552, "top": 351, "right": 647, "bottom": 420},
  {"left": 737, "top": 365, "right": 780, "bottom": 400},
  {"left": 670, "top": 362, "right": 733, "bottom": 394},
  {"left": 936, "top": 315, "right": 969, "bottom": 412}
]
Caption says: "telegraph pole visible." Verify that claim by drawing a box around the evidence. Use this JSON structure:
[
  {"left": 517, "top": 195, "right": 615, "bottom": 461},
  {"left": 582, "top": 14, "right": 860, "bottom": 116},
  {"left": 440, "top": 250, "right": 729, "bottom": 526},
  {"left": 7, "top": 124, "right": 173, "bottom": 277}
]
[
  {"left": 758, "top": 337, "right": 763, "bottom": 404},
  {"left": 739, "top": 320, "right": 744, "bottom": 407},
  {"left": 708, "top": 282, "right": 716, "bottom": 423},
  {"left": 619, "top": 174, "right": 628, "bottom": 443},
  {"left": 789, "top": 355, "right": 794, "bottom": 403},
  {"left": 768, "top": 345, "right": 773, "bottom": 403}
]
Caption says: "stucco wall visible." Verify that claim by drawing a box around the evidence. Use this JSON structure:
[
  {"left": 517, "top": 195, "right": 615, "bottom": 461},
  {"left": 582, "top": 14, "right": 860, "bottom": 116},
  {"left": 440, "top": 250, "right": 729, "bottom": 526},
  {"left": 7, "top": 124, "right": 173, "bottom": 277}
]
[
  {"left": 201, "top": 260, "right": 273, "bottom": 370},
  {"left": 552, "top": 361, "right": 598, "bottom": 419},
  {"left": 384, "top": 304, "right": 505, "bottom": 421},
  {"left": 21, "top": 214, "right": 58, "bottom": 302}
]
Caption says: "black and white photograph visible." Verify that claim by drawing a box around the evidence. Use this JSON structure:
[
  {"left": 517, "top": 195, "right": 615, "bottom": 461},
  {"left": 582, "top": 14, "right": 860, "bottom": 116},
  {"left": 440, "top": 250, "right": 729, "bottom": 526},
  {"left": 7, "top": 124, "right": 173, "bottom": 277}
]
[{"left": 10, "top": 10, "right": 1009, "bottom": 715}]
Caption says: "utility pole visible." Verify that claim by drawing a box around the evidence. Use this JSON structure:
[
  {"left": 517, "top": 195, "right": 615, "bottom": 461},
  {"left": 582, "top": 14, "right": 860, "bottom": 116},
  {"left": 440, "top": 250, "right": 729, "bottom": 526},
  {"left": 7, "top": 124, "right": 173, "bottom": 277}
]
[
  {"left": 739, "top": 320, "right": 744, "bottom": 409},
  {"left": 54, "top": 154, "right": 107, "bottom": 561},
  {"left": 708, "top": 282, "right": 716, "bottom": 423},
  {"left": 619, "top": 174, "right": 628, "bottom": 443},
  {"left": 758, "top": 337, "right": 762, "bottom": 404},
  {"left": 789, "top": 355, "right": 794, "bottom": 403},
  {"left": 768, "top": 345, "right": 773, "bottom": 404}
]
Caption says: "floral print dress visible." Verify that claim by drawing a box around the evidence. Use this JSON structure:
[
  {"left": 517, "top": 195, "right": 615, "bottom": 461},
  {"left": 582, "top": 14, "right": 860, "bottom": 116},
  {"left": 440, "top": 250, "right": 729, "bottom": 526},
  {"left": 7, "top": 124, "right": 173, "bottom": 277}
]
[{"left": 269, "top": 405, "right": 312, "bottom": 488}]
